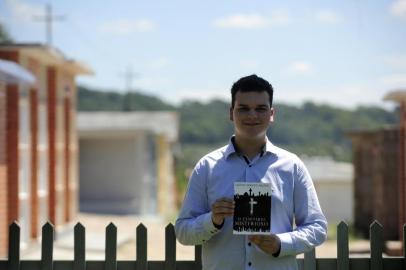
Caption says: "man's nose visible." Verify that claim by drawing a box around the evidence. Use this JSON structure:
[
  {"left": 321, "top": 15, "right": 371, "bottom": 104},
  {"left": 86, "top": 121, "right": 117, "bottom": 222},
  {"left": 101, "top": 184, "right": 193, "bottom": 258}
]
[{"left": 247, "top": 109, "right": 258, "bottom": 118}]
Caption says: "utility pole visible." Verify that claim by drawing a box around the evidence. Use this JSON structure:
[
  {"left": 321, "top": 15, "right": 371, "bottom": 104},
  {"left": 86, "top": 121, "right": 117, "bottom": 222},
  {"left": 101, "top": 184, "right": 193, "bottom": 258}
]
[
  {"left": 34, "top": 3, "right": 65, "bottom": 46},
  {"left": 120, "top": 66, "right": 138, "bottom": 92}
]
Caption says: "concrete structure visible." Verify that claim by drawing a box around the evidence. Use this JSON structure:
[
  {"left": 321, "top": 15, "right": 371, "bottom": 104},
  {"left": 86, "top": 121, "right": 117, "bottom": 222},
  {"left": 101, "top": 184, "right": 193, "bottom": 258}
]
[
  {"left": 348, "top": 128, "right": 399, "bottom": 240},
  {"left": 302, "top": 157, "right": 354, "bottom": 224},
  {"left": 77, "top": 112, "right": 179, "bottom": 217},
  {"left": 0, "top": 43, "right": 92, "bottom": 257},
  {"left": 384, "top": 90, "right": 406, "bottom": 240}
]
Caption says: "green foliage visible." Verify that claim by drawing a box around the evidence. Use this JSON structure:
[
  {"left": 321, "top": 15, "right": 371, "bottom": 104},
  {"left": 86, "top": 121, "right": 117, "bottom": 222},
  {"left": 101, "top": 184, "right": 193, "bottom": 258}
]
[
  {"left": 269, "top": 102, "right": 397, "bottom": 161},
  {"left": 178, "top": 99, "right": 233, "bottom": 144},
  {"left": 0, "top": 24, "right": 12, "bottom": 43},
  {"left": 78, "top": 86, "right": 175, "bottom": 111}
]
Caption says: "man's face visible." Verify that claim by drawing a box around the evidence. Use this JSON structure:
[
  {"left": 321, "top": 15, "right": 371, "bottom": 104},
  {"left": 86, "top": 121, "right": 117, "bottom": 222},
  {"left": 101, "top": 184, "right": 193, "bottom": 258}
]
[{"left": 230, "top": 91, "right": 274, "bottom": 140}]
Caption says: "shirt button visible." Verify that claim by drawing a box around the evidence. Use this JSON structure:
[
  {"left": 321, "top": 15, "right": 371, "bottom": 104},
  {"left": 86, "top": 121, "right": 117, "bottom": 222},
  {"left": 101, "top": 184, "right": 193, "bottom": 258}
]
[
  {"left": 248, "top": 262, "right": 252, "bottom": 267},
  {"left": 248, "top": 242, "right": 251, "bottom": 246},
  {"left": 249, "top": 165, "right": 252, "bottom": 167}
]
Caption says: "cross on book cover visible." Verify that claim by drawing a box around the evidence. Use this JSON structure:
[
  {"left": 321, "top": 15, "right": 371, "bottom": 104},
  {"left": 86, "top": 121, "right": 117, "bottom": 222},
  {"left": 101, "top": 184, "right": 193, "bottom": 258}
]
[{"left": 233, "top": 182, "right": 272, "bottom": 235}]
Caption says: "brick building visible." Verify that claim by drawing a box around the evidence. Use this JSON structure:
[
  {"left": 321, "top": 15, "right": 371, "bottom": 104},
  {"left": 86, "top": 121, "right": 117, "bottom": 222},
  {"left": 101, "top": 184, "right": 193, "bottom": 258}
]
[
  {"left": 348, "top": 129, "right": 400, "bottom": 240},
  {"left": 0, "top": 44, "right": 92, "bottom": 257}
]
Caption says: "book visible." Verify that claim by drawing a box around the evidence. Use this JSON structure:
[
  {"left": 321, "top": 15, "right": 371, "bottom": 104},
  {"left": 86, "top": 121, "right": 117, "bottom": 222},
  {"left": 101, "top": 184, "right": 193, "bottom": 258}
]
[{"left": 233, "top": 182, "right": 272, "bottom": 235}]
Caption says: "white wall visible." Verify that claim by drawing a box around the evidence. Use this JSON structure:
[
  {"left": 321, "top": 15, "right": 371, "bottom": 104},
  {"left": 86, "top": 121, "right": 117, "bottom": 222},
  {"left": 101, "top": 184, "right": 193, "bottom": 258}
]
[
  {"left": 314, "top": 181, "right": 353, "bottom": 224},
  {"left": 79, "top": 132, "right": 157, "bottom": 215}
]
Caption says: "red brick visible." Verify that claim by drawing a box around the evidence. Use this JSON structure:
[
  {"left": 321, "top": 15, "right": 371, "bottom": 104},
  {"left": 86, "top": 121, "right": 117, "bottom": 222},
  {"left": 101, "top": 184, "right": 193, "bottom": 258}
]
[
  {"left": 30, "top": 88, "right": 38, "bottom": 238},
  {"left": 47, "top": 67, "right": 56, "bottom": 226},
  {"left": 6, "top": 85, "right": 19, "bottom": 224},
  {"left": 64, "top": 97, "right": 70, "bottom": 222},
  {"left": 0, "top": 84, "right": 8, "bottom": 258}
]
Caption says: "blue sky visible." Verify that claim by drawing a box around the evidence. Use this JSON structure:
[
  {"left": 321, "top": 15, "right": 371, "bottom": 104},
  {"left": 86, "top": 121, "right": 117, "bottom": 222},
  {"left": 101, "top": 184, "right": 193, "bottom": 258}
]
[{"left": 1, "top": 0, "right": 406, "bottom": 108}]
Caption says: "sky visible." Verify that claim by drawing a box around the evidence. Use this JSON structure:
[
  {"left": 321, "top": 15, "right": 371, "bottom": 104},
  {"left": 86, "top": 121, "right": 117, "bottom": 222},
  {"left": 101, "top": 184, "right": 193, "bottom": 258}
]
[{"left": 1, "top": 0, "right": 406, "bottom": 108}]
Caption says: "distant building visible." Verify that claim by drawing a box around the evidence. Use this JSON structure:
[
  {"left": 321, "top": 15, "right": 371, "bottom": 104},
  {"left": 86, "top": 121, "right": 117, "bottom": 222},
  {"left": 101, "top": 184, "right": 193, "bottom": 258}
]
[
  {"left": 0, "top": 44, "right": 92, "bottom": 257},
  {"left": 77, "top": 112, "right": 179, "bottom": 217},
  {"left": 347, "top": 90, "right": 406, "bottom": 242},
  {"left": 302, "top": 156, "right": 354, "bottom": 224},
  {"left": 348, "top": 129, "right": 399, "bottom": 240}
]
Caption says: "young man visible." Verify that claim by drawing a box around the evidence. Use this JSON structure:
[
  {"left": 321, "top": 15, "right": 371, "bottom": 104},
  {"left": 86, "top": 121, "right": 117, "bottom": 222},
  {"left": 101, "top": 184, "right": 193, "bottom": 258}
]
[{"left": 175, "top": 74, "right": 327, "bottom": 270}]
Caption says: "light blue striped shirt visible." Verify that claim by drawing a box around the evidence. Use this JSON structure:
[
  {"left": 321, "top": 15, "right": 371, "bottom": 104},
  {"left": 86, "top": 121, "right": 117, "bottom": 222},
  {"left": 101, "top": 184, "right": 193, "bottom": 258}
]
[{"left": 175, "top": 137, "right": 327, "bottom": 270}]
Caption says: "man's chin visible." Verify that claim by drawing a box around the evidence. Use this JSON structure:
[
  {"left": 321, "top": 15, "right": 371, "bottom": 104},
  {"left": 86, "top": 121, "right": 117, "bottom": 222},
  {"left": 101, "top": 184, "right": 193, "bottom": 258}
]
[{"left": 237, "top": 132, "right": 267, "bottom": 140}]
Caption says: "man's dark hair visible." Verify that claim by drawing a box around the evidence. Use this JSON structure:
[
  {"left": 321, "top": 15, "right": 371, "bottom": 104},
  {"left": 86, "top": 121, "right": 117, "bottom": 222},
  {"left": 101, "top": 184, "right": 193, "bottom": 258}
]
[{"left": 230, "top": 74, "right": 274, "bottom": 108}]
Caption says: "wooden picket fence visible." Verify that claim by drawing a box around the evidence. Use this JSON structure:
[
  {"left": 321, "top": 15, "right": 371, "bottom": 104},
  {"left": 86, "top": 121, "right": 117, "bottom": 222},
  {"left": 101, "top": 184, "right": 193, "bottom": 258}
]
[{"left": 0, "top": 220, "right": 405, "bottom": 270}]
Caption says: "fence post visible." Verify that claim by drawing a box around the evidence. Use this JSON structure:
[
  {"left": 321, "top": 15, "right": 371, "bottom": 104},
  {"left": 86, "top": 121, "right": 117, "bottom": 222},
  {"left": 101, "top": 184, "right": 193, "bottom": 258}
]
[
  {"left": 304, "top": 248, "right": 316, "bottom": 270},
  {"left": 8, "top": 222, "right": 20, "bottom": 270},
  {"left": 370, "top": 221, "right": 383, "bottom": 270},
  {"left": 105, "top": 223, "right": 117, "bottom": 270},
  {"left": 165, "top": 224, "right": 176, "bottom": 270},
  {"left": 136, "top": 223, "right": 147, "bottom": 270},
  {"left": 74, "top": 223, "right": 86, "bottom": 270},
  {"left": 195, "top": 245, "right": 202, "bottom": 269},
  {"left": 41, "top": 222, "right": 54, "bottom": 270},
  {"left": 337, "top": 221, "right": 349, "bottom": 270}
]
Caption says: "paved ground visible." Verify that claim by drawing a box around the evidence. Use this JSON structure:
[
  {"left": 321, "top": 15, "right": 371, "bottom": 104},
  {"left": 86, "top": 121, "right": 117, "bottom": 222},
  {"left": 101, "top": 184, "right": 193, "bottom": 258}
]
[{"left": 21, "top": 213, "right": 372, "bottom": 260}]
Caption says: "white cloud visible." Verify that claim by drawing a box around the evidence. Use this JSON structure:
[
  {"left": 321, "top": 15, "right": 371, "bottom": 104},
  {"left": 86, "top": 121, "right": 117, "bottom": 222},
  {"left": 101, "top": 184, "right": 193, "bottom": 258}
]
[
  {"left": 99, "top": 19, "right": 155, "bottom": 35},
  {"left": 380, "top": 74, "right": 406, "bottom": 86},
  {"left": 213, "top": 10, "right": 291, "bottom": 30},
  {"left": 171, "top": 87, "right": 229, "bottom": 104},
  {"left": 389, "top": 0, "right": 406, "bottom": 18},
  {"left": 287, "top": 61, "right": 313, "bottom": 74},
  {"left": 384, "top": 54, "right": 406, "bottom": 70},
  {"left": 315, "top": 9, "right": 340, "bottom": 24},
  {"left": 276, "top": 83, "right": 387, "bottom": 109},
  {"left": 148, "top": 58, "right": 169, "bottom": 69},
  {"left": 6, "top": 0, "right": 44, "bottom": 23},
  {"left": 213, "top": 14, "right": 269, "bottom": 29},
  {"left": 269, "top": 9, "right": 291, "bottom": 26}
]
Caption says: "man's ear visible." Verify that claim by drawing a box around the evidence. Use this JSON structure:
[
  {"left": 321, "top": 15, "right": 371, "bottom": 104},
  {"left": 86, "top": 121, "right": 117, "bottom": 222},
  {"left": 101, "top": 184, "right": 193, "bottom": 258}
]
[
  {"left": 229, "top": 107, "right": 234, "bottom": 121},
  {"left": 269, "top": 107, "right": 275, "bottom": 123}
]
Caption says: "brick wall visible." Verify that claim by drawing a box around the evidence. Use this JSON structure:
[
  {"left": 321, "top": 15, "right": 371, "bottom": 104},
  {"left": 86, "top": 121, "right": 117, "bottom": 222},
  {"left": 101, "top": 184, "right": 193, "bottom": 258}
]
[
  {"left": 0, "top": 83, "right": 7, "bottom": 258},
  {"left": 64, "top": 96, "right": 70, "bottom": 222},
  {"left": 30, "top": 89, "right": 38, "bottom": 238},
  {"left": 47, "top": 67, "right": 57, "bottom": 226},
  {"left": 6, "top": 85, "right": 19, "bottom": 226},
  {"left": 351, "top": 129, "right": 400, "bottom": 240},
  {"left": 0, "top": 50, "right": 19, "bottom": 257}
]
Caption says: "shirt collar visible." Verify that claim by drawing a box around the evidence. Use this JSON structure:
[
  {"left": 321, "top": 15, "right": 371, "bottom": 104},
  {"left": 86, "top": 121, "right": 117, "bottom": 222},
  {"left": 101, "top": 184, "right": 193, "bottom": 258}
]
[{"left": 224, "top": 136, "right": 278, "bottom": 159}]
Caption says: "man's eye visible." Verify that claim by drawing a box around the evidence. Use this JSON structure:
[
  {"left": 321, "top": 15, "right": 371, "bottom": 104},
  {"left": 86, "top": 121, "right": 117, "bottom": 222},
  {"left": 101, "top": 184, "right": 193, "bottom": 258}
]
[
  {"left": 238, "top": 108, "right": 249, "bottom": 112},
  {"left": 256, "top": 108, "right": 267, "bottom": 112}
]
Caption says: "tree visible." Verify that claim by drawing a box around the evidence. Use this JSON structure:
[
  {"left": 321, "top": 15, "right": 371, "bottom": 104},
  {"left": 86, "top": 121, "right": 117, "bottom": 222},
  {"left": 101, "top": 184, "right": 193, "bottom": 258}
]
[{"left": 0, "top": 24, "right": 12, "bottom": 43}]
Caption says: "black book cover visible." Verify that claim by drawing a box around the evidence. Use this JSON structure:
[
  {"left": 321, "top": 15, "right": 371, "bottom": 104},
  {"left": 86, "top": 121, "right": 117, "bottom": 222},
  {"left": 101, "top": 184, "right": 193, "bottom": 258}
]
[{"left": 233, "top": 182, "right": 272, "bottom": 235}]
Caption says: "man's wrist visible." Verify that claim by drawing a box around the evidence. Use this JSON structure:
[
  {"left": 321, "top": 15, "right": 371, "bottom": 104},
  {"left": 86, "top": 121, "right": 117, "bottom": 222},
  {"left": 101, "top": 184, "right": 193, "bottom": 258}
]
[
  {"left": 272, "top": 235, "right": 281, "bottom": 257},
  {"left": 211, "top": 216, "right": 224, "bottom": 229}
]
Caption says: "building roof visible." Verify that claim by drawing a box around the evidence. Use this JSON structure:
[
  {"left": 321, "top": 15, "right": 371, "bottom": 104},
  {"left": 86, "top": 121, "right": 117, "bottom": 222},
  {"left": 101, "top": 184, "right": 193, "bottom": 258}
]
[
  {"left": 77, "top": 112, "right": 179, "bottom": 142},
  {"left": 0, "top": 43, "right": 93, "bottom": 75},
  {"left": 0, "top": 59, "right": 35, "bottom": 84},
  {"left": 302, "top": 156, "right": 353, "bottom": 183},
  {"left": 383, "top": 90, "right": 406, "bottom": 104}
]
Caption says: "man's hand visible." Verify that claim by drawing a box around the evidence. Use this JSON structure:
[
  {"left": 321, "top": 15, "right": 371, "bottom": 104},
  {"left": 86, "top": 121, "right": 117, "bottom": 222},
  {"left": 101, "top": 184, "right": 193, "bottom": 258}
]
[
  {"left": 211, "top": 197, "right": 234, "bottom": 226},
  {"left": 248, "top": 234, "right": 281, "bottom": 256}
]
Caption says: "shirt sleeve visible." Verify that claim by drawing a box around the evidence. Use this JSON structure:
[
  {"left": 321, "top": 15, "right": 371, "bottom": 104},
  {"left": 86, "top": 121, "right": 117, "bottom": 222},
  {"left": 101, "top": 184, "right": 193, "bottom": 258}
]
[
  {"left": 175, "top": 160, "right": 221, "bottom": 245},
  {"left": 277, "top": 161, "right": 328, "bottom": 257}
]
